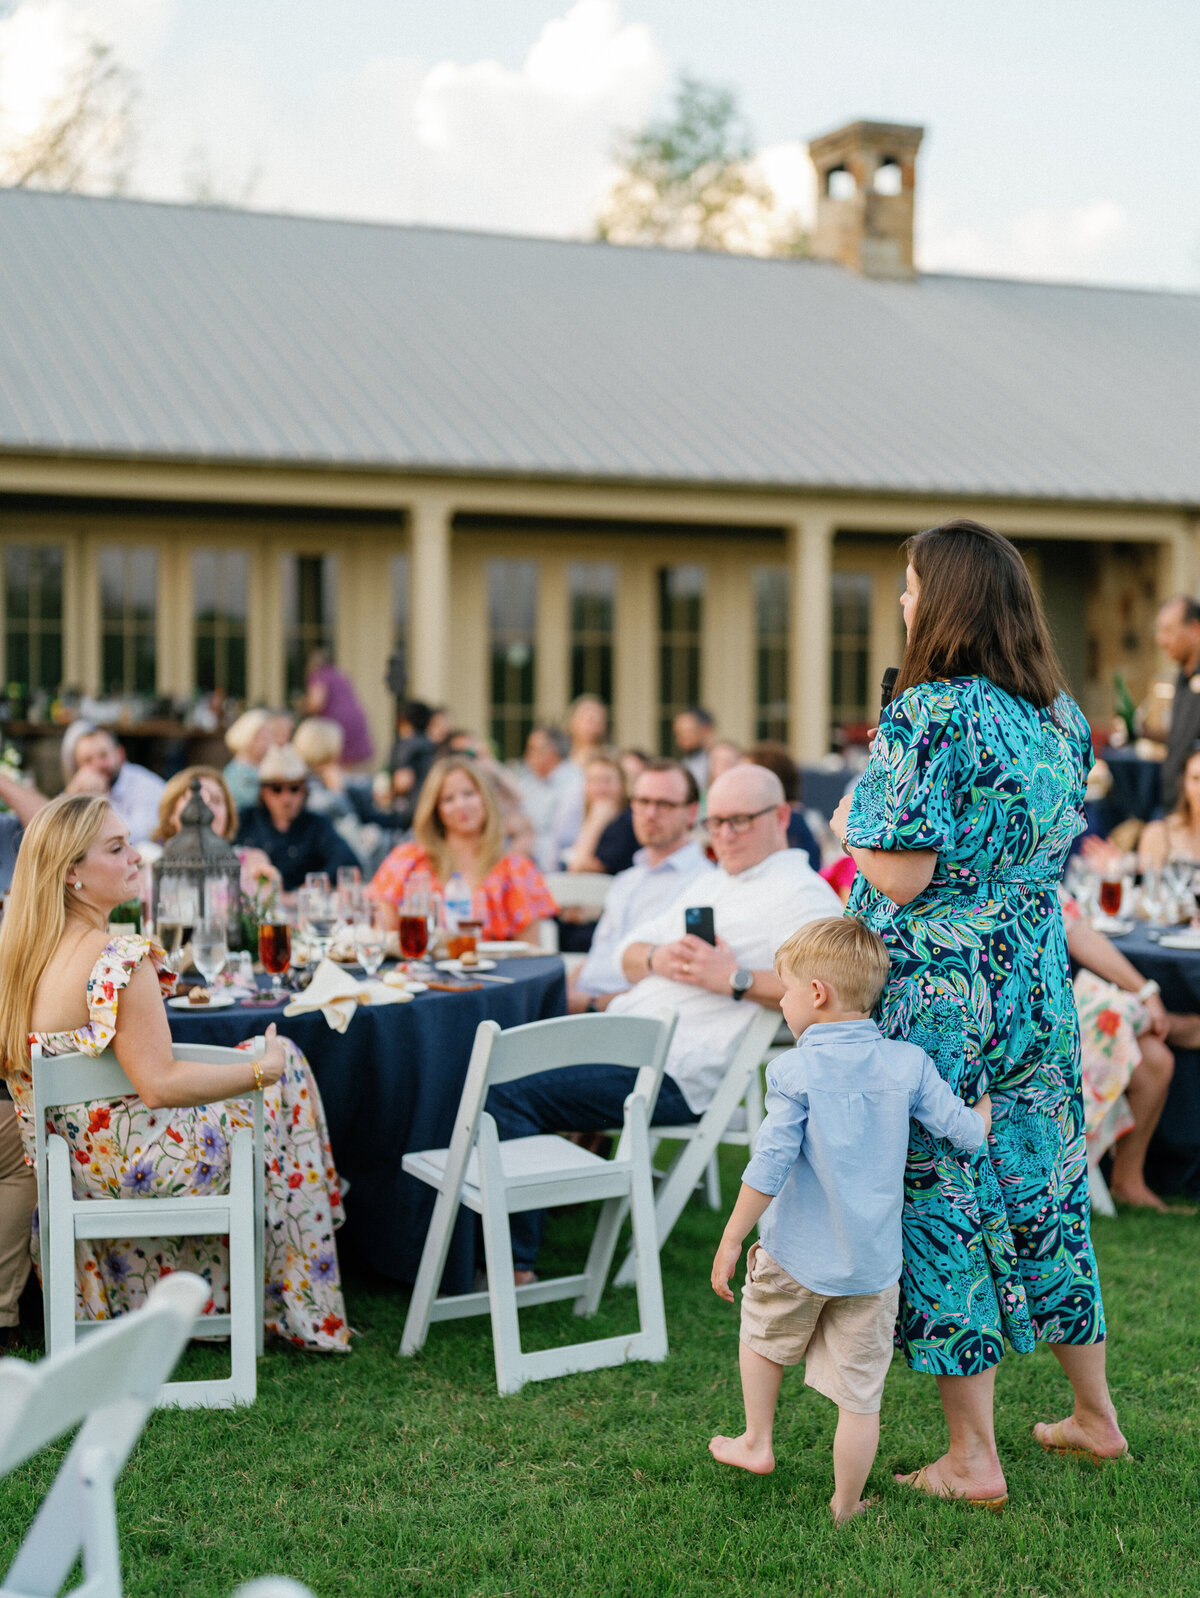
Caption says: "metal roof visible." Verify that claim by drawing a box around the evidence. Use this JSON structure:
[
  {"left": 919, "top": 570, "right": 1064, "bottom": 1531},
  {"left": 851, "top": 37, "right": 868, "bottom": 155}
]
[{"left": 1, "top": 187, "right": 1198, "bottom": 505}]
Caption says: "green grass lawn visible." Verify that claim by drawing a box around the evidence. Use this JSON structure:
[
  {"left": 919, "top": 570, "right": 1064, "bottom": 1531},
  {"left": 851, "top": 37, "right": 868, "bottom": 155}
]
[{"left": 3, "top": 1156, "right": 1198, "bottom": 1598}]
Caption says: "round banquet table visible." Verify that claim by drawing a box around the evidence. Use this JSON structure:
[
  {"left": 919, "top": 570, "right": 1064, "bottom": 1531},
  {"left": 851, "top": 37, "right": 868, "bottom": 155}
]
[
  {"left": 167, "top": 956, "right": 567, "bottom": 1292},
  {"left": 1101, "top": 750, "right": 1163, "bottom": 829},
  {"left": 1110, "top": 926, "right": 1200, "bottom": 1197}
]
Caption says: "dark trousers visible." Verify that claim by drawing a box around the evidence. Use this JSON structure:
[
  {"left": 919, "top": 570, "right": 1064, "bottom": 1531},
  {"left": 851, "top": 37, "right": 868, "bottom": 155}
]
[{"left": 484, "top": 1065, "right": 698, "bottom": 1270}]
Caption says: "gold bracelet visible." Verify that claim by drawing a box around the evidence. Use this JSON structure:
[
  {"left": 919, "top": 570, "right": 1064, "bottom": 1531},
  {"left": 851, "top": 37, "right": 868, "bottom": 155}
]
[{"left": 252, "top": 1056, "right": 265, "bottom": 1092}]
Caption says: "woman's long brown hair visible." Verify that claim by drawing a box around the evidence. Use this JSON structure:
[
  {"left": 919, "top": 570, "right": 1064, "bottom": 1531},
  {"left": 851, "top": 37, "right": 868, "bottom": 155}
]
[{"left": 893, "top": 519, "right": 1066, "bottom": 709}]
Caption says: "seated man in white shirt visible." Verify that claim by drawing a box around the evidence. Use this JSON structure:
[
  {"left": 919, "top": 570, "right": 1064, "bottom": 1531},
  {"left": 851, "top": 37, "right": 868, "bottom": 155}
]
[
  {"left": 568, "top": 758, "right": 711, "bottom": 1013},
  {"left": 487, "top": 763, "right": 842, "bottom": 1277},
  {"left": 64, "top": 725, "right": 165, "bottom": 845},
  {"left": 518, "top": 725, "right": 577, "bottom": 874}
]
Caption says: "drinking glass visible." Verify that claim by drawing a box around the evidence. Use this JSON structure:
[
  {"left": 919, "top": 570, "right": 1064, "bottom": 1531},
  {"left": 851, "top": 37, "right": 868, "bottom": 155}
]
[
  {"left": 258, "top": 913, "right": 292, "bottom": 1000},
  {"left": 353, "top": 914, "right": 386, "bottom": 977},
  {"left": 449, "top": 918, "right": 482, "bottom": 962},
  {"left": 299, "top": 885, "right": 339, "bottom": 964},
  {"left": 1097, "top": 874, "right": 1124, "bottom": 919},
  {"left": 156, "top": 881, "right": 197, "bottom": 977},
  {"left": 304, "top": 873, "right": 331, "bottom": 893},
  {"left": 399, "top": 882, "right": 430, "bottom": 965},
  {"left": 193, "top": 917, "right": 228, "bottom": 991}
]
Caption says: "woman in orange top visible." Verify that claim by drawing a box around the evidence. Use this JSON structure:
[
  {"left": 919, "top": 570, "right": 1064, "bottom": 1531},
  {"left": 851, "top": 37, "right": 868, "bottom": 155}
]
[{"left": 369, "top": 756, "right": 556, "bottom": 943}]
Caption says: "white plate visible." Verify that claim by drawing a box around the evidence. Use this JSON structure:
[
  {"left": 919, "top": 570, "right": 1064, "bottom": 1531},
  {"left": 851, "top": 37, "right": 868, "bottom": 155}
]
[
  {"left": 1158, "top": 931, "right": 1200, "bottom": 950},
  {"left": 477, "top": 941, "right": 532, "bottom": 956},
  {"left": 435, "top": 959, "right": 497, "bottom": 974},
  {"left": 380, "top": 979, "right": 428, "bottom": 994},
  {"left": 168, "top": 992, "right": 238, "bottom": 1010}
]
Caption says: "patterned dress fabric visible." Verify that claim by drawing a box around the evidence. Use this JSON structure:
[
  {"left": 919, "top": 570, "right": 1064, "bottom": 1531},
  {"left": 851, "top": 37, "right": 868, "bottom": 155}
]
[
  {"left": 368, "top": 842, "right": 557, "bottom": 941},
  {"left": 846, "top": 676, "right": 1104, "bottom": 1377},
  {"left": 11, "top": 935, "right": 349, "bottom": 1351}
]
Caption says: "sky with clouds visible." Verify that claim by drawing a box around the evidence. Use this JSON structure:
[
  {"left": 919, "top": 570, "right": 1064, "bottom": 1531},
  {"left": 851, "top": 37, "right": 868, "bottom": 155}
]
[{"left": 1, "top": 0, "right": 1198, "bottom": 289}]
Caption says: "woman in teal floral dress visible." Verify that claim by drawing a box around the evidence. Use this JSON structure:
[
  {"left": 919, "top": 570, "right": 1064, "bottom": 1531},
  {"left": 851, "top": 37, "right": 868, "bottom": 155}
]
[{"left": 832, "top": 520, "right": 1127, "bottom": 1507}]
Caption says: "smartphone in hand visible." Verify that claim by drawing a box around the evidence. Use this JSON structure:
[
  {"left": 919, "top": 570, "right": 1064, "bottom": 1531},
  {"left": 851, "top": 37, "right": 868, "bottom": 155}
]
[{"left": 684, "top": 906, "right": 716, "bottom": 945}]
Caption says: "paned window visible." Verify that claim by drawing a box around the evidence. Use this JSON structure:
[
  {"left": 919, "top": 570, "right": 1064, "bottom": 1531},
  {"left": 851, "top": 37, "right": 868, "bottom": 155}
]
[
  {"left": 193, "top": 550, "right": 248, "bottom": 700},
  {"left": 3, "top": 544, "right": 63, "bottom": 694},
  {"left": 283, "top": 555, "right": 336, "bottom": 697},
  {"left": 100, "top": 547, "right": 157, "bottom": 695},
  {"left": 753, "top": 567, "right": 789, "bottom": 742},
  {"left": 831, "top": 571, "right": 873, "bottom": 738},
  {"left": 568, "top": 561, "right": 614, "bottom": 709},
  {"left": 657, "top": 565, "right": 705, "bottom": 753},
  {"left": 488, "top": 560, "right": 538, "bottom": 760}
]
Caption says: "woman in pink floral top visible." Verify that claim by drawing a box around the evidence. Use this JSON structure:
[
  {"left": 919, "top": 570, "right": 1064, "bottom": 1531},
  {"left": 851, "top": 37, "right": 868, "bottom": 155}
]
[
  {"left": 0, "top": 795, "right": 349, "bottom": 1351},
  {"left": 370, "top": 756, "right": 556, "bottom": 942}
]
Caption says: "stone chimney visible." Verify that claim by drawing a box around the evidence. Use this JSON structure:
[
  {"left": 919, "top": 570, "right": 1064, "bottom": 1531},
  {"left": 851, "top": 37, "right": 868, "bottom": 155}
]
[{"left": 807, "top": 120, "right": 924, "bottom": 280}]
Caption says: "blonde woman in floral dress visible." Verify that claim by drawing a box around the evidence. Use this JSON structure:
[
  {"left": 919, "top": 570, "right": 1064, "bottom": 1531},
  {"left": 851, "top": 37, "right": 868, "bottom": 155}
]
[{"left": 0, "top": 794, "right": 349, "bottom": 1351}]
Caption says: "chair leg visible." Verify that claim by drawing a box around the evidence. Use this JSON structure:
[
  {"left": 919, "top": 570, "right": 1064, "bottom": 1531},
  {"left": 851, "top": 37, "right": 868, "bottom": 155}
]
[
  {"left": 47, "top": 1136, "right": 78, "bottom": 1358},
  {"left": 400, "top": 1181, "right": 466, "bottom": 1358},
  {"left": 476, "top": 1119, "right": 525, "bottom": 1396},
  {"left": 79, "top": 1444, "right": 123, "bottom": 1598},
  {"left": 703, "top": 1153, "right": 722, "bottom": 1211},
  {"left": 625, "top": 1100, "right": 668, "bottom": 1363},
  {"left": 228, "top": 1129, "right": 257, "bottom": 1406},
  {"left": 575, "top": 1195, "right": 624, "bottom": 1318}
]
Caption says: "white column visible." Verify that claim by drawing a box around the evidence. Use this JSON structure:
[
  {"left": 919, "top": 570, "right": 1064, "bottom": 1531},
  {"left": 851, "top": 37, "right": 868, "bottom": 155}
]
[
  {"left": 787, "top": 516, "right": 835, "bottom": 763},
  {"left": 408, "top": 497, "right": 453, "bottom": 706}
]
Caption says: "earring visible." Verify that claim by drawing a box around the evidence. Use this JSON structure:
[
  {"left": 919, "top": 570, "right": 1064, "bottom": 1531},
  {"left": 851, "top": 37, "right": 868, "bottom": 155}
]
[{"left": 72, "top": 880, "right": 83, "bottom": 891}]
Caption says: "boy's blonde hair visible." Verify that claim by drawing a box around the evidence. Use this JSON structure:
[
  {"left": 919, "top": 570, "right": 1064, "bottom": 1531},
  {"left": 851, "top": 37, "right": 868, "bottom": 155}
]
[{"left": 774, "top": 916, "right": 889, "bottom": 1014}]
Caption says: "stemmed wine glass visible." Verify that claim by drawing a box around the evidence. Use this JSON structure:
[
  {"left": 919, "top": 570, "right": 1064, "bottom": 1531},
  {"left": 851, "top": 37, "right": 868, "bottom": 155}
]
[
  {"left": 258, "top": 909, "right": 293, "bottom": 1001},
  {"left": 193, "top": 916, "right": 228, "bottom": 994},
  {"left": 353, "top": 911, "right": 387, "bottom": 978},
  {"left": 298, "top": 885, "right": 339, "bottom": 965}
]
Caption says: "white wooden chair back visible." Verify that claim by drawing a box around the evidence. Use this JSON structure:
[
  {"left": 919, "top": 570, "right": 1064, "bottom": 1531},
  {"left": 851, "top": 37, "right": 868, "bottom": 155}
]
[
  {"left": 0, "top": 1271, "right": 207, "bottom": 1598},
  {"left": 613, "top": 1005, "right": 782, "bottom": 1289},
  {"left": 31, "top": 1040, "right": 266, "bottom": 1409},
  {"left": 400, "top": 1009, "right": 676, "bottom": 1393},
  {"left": 539, "top": 872, "right": 614, "bottom": 954}
]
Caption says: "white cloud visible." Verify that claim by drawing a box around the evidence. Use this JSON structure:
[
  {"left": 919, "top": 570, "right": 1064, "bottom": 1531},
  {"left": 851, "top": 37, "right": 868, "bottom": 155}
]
[{"left": 921, "top": 198, "right": 1131, "bottom": 282}]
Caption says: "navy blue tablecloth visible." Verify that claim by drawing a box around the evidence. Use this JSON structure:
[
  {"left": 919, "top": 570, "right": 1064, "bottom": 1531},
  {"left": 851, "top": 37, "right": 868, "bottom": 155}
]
[
  {"left": 1101, "top": 752, "right": 1162, "bottom": 829},
  {"left": 1111, "top": 927, "right": 1200, "bottom": 1196},
  {"left": 168, "top": 957, "right": 567, "bottom": 1289}
]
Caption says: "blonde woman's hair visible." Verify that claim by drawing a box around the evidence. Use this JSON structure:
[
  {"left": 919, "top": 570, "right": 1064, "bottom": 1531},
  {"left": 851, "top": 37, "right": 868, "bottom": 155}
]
[
  {"left": 153, "top": 766, "right": 237, "bottom": 844},
  {"left": 413, "top": 756, "right": 504, "bottom": 883},
  {"left": 293, "top": 716, "right": 344, "bottom": 769},
  {"left": 774, "top": 916, "right": 890, "bottom": 1015},
  {"left": 224, "top": 707, "right": 271, "bottom": 759},
  {"left": 0, "top": 794, "right": 112, "bottom": 1078}
]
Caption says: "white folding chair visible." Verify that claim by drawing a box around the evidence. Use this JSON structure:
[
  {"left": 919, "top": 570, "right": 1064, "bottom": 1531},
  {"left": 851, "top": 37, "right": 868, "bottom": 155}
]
[
  {"left": 32, "top": 1041, "right": 266, "bottom": 1409},
  {"left": 1086, "top": 1095, "right": 1129, "bottom": 1220},
  {"left": 0, "top": 1270, "right": 207, "bottom": 1598},
  {"left": 538, "top": 872, "right": 615, "bottom": 959},
  {"left": 400, "top": 1009, "right": 676, "bottom": 1395},
  {"left": 613, "top": 1007, "right": 782, "bottom": 1289}
]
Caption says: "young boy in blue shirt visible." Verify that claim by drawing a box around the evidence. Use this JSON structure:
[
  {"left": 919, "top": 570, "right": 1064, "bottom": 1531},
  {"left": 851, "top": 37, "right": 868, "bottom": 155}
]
[{"left": 709, "top": 916, "right": 991, "bottom": 1524}]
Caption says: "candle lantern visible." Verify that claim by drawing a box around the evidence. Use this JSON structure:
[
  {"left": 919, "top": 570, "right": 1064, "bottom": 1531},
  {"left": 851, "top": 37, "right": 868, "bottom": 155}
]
[{"left": 152, "top": 778, "right": 242, "bottom": 947}]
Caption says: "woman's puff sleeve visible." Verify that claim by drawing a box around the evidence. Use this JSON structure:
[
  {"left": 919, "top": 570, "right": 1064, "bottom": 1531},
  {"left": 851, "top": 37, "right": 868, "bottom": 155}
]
[{"left": 845, "top": 685, "right": 962, "bottom": 854}]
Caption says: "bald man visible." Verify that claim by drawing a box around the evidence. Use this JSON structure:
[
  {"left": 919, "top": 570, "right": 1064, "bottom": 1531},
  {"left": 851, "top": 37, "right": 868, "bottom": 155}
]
[{"left": 487, "top": 764, "right": 841, "bottom": 1277}]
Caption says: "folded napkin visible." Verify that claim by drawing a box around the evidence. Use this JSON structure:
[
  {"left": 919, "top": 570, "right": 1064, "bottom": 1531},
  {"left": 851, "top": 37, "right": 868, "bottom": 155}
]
[{"left": 283, "top": 958, "right": 413, "bottom": 1033}]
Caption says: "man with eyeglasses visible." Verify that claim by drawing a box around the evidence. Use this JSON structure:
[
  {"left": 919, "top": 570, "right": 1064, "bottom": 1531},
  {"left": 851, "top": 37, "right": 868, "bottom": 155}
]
[
  {"left": 488, "top": 763, "right": 840, "bottom": 1279},
  {"left": 568, "top": 759, "right": 711, "bottom": 1013}
]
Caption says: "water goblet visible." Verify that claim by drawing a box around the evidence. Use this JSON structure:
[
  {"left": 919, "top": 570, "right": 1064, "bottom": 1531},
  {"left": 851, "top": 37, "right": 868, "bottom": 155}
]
[
  {"left": 353, "top": 914, "right": 386, "bottom": 977},
  {"left": 193, "top": 917, "right": 228, "bottom": 993}
]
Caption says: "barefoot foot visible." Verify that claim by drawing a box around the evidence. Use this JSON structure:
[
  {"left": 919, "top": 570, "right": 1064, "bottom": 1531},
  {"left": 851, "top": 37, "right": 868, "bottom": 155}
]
[
  {"left": 1109, "top": 1181, "right": 1168, "bottom": 1212},
  {"left": 709, "top": 1432, "right": 775, "bottom": 1474},
  {"left": 895, "top": 1454, "right": 1008, "bottom": 1504},
  {"left": 831, "top": 1495, "right": 875, "bottom": 1525},
  {"left": 1033, "top": 1416, "right": 1128, "bottom": 1460}
]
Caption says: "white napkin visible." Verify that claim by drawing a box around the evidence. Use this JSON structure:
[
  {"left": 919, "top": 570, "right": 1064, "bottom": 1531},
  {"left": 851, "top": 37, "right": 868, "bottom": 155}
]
[{"left": 283, "top": 958, "right": 413, "bottom": 1033}]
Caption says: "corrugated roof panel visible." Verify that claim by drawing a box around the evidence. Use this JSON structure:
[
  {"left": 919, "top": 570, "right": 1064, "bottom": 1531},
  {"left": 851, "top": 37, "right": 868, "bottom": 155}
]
[{"left": 0, "top": 188, "right": 1198, "bottom": 503}]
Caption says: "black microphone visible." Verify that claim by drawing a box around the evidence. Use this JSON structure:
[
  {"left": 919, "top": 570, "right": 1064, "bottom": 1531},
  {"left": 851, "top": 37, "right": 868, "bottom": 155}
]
[{"left": 880, "top": 667, "right": 899, "bottom": 713}]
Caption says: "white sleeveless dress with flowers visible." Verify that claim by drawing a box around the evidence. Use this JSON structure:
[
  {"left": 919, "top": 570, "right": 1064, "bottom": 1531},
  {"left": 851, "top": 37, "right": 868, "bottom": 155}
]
[{"left": 10, "top": 934, "right": 349, "bottom": 1351}]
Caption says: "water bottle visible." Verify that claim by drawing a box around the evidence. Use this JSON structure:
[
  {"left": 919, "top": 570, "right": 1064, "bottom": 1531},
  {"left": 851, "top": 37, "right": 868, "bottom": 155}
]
[{"left": 444, "top": 872, "right": 472, "bottom": 932}]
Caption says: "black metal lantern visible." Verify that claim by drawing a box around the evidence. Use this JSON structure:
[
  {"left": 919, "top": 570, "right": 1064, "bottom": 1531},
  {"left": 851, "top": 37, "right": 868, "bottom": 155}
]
[{"left": 152, "top": 778, "right": 242, "bottom": 947}]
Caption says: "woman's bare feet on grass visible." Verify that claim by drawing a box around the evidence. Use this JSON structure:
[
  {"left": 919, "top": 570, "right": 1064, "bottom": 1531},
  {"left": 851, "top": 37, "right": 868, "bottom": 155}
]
[
  {"left": 1033, "top": 1414, "right": 1128, "bottom": 1460},
  {"left": 709, "top": 1433, "right": 775, "bottom": 1474},
  {"left": 831, "top": 1496, "right": 875, "bottom": 1525},
  {"left": 894, "top": 1453, "right": 1007, "bottom": 1502},
  {"left": 1109, "top": 1180, "right": 1168, "bottom": 1212}
]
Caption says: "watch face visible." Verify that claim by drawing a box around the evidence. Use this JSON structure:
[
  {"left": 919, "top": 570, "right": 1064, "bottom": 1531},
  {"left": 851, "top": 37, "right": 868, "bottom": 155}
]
[{"left": 731, "top": 968, "right": 753, "bottom": 992}]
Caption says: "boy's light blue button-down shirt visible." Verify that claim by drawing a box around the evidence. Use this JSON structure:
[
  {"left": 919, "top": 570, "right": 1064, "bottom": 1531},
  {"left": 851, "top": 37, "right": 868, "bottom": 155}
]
[{"left": 743, "top": 1018, "right": 985, "bottom": 1297}]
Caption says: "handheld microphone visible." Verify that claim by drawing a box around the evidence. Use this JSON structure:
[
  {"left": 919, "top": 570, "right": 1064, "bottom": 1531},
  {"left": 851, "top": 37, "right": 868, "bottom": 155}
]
[{"left": 880, "top": 667, "right": 899, "bottom": 713}]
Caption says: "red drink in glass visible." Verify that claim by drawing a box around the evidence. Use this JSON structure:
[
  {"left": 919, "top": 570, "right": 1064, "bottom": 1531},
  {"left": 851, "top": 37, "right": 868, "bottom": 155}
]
[
  {"left": 258, "top": 921, "right": 292, "bottom": 975},
  {"left": 1099, "top": 879, "right": 1123, "bottom": 918},
  {"left": 399, "top": 914, "right": 428, "bottom": 961}
]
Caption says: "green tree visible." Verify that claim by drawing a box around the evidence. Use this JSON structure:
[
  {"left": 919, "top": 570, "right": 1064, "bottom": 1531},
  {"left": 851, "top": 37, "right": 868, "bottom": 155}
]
[{"left": 596, "top": 75, "right": 806, "bottom": 257}]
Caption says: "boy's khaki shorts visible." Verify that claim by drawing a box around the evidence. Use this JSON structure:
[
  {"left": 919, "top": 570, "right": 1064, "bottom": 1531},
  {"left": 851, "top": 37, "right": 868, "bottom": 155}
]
[{"left": 739, "top": 1243, "right": 898, "bottom": 1414}]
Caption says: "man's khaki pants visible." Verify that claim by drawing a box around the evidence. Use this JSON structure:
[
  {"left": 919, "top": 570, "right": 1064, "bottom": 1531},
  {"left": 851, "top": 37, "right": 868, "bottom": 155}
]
[{"left": 0, "top": 1100, "right": 35, "bottom": 1327}]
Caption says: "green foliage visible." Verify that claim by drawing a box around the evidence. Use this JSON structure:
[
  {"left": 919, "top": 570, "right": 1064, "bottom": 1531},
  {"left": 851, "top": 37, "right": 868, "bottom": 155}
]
[
  {"left": 1, "top": 1153, "right": 1194, "bottom": 1596},
  {"left": 596, "top": 76, "right": 808, "bottom": 258}
]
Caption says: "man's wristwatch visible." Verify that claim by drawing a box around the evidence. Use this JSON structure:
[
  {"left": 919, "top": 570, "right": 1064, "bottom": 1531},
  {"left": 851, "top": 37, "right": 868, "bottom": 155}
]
[{"left": 729, "top": 968, "right": 754, "bottom": 1001}]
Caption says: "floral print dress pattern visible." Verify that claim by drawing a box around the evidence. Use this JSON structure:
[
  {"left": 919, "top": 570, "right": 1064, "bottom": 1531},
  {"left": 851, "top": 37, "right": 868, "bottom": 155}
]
[
  {"left": 846, "top": 677, "right": 1104, "bottom": 1378},
  {"left": 11, "top": 935, "right": 349, "bottom": 1351}
]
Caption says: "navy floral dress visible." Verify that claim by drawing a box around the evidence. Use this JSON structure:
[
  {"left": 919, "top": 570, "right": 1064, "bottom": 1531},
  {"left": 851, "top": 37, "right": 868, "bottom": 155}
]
[{"left": 846, "top": 676, "right": 1104, "bottom": 1377}]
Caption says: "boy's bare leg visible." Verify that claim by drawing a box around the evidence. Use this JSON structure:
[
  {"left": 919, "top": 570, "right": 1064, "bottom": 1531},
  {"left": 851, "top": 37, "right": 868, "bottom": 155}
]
[
  {"left": 709, "top": 1342, "right": 783, "bottom": 1474},
  {"left": 830, "top": 1408, "right": 879, "bottom": 1523}
]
